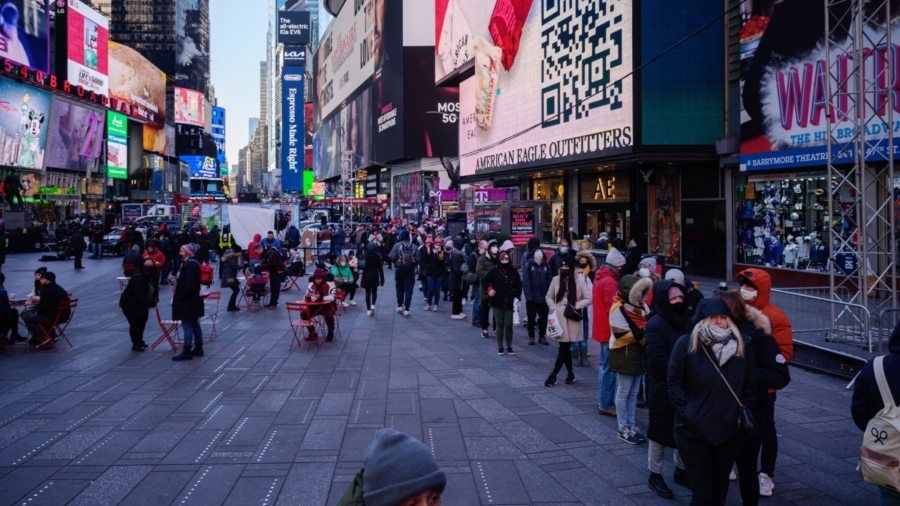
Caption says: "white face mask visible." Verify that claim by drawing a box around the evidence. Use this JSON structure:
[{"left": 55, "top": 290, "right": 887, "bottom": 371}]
[
  {"left": 340, "top": 262, "right": 347, "bottom": 266},
  {"left": 740, "top": 288, "right": 758, "bottom": 301},
  {"left": 490, "top": 246, "right": 498, "bottom": 254},
  {"left": 639, "top": 268, "right": 651, "bottom": 278},
  {"left": 500, "top": 260, "right": 510, "bottom": 265}
]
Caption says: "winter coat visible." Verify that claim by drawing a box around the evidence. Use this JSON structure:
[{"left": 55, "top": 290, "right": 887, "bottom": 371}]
[
  {"left": 740, "top": 305, "right": 791, "bottom": 420},
  {"left": 549, "top": 251, "right": 571, "bottom": 278},
  {"left": 521, "top": 259, "right": 552, "bottom": 303},
  {"left": 195, "top": 238, "right": 211, "bottom": 263},
  {"left": 261, "top": 247, "right": 284, "bottom": 275},
  {"left": 419, "top": 245, "right": 446, "bottom": 278},
  {"left": 476, "top": 252, "right": 496, "bottom": 302},
  {"left": 331, "top": 264, "right": 355, "bottom": 287},
  {"left": 521, "top": 237, "right": 542, "bottom": 265},
  {"left": 737, "top": 268, "right": 794, "bottom": 362},
  {"left": 287, "top": 226, "right": 301, "bottom": 246},
  {"left": 143, "top": 249, "right": 166, "bottom": 267},
  {"left": 37, "top": 282, "right": 70, "bottom": 324},
  {"left": 383, "top": 231, "right": 397, "bottom": 252},
  {"left": 683, "top": 279, "right": 703, "bottom": 318},
  {"left": 545, "top": 274, "right": 592, "bottom": 343},
  {"left": 120, "top": 270, "right": 156, "bottom": 316},
  {"left": 667, "top": 329, "right": 755, "bottom": 445},
  {"left": 644, "top": 280, "right": 695, "bottom": 448},
  {"left": 609, "top": 277, "right": 652, "bottom": 376},
  {"left": 123, "top": 251, "right": 143, "bottom": 275},
  {"left": 447, "top": 249, "right": 466, "bottom": 291},
  {"left": 220, "top": 251, "right": 241, "bottom": 288},
  {"left": 623, "top": 244, "right": 642, "bottom": 276},
  {"left": 360, "top": 249, "right": 384, "bottom": 289},
  {"left": 336, "top": 469, "right": 365, "bottom": 506},
  {"left": 481, "top": 264, "right": 522, "bottom": 310},
  {"left": 591, "top": 265, "right": 620, "bottom": 343},
  {"left": 575, "top": 251, "right": 597, "bottom": 283},
  {"left": 248, "top": 233, "right": 262, "bottom": 259},
  {"left": 71, "top": 231, "right": 85, "bottom": 252},
  {"left": 172, "top": 258, "right": 204, "bottom": 321},
  {"left": 852, "top": 319, "right": 900, "bottom": 431}
]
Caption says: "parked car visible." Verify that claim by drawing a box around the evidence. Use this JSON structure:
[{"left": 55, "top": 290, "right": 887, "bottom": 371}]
[{"left": 103, "top": 227, "right": 126, "bottom": 256}]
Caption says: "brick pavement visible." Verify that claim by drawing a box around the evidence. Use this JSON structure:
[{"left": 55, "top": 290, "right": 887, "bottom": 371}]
[{"left": 0, "top": 253, "right": 882, "bottom": 505}]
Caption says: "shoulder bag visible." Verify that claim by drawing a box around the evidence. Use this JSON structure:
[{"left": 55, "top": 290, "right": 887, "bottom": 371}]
[{"left": 701, "top": 345, "right": 757, "bottom": 437}]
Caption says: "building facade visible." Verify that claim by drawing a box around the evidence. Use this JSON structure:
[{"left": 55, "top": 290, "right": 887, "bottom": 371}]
[{"left": 212, "top": 106, "right": 226, "bottom": 171}]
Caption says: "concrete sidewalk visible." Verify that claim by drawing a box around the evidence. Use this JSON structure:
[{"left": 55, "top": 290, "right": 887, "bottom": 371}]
[{"left": 0, "top": 253, "right": 880, "bottom": 505}]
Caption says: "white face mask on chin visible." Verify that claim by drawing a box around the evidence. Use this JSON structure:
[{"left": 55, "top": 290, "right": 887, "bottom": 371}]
[
  {"left": 639, "top": 268, "right": 651, "bottom": 278},
  {"left": 740, "top": 288, "right": 758, "bottom": 301}
]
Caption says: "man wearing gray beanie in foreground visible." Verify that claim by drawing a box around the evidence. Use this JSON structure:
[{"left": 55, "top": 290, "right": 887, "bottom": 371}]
[{"left": 338, "top": 429, "right": 447, "bottom": 506}]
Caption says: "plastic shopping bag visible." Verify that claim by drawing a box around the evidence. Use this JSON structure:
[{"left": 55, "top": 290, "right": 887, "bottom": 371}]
[
  {"left": 546, "top": 309, "right": 564, "bottom": 339},
  {"left": 513, "top": 298, "right": 520, "bottom": 326}
]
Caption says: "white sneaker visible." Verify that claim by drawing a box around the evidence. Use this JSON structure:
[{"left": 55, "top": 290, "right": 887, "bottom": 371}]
[
  {"left": 370, "top": 306, "right": 376, "bottom": 316},
  {"left": 431, "top": 306, "right": 438, "bottom": 312},
  {"left": 424, "top": 305, "right": 431, "bottom": 311},
  {"left": 758, "top": 473, "right": 774, "bottom": 497},
  {"left": 403, "top": 310, "right": 410, "bottom": 316},
  {"left": 396, "top": 306, "right": 404, "bottom": 314},
  {"left": 729, "top": 466, "right": 737, "bottom": 480},
  {"left": 367, "top": 309, "right": 373, "bottom": 316},
  {"left": 451, "top": 314, "right": 465, "bottom": 320},
  {"left": 349, "top": 300, "right": 356, "bottom": 306},
  {"left": 342, "top": 301, "right": 349, "bottom": 307}
]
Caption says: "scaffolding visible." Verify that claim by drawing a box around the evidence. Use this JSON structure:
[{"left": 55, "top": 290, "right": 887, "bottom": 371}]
[{"left": 824, "top": 0, "right": 898, "bottom": 352}]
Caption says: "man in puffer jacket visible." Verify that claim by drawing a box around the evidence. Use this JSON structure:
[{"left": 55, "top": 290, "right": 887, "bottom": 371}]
[
  {"left": 521, "top": 249, "right": 551, "bottom": 345},
  {"left": 593, "top": 247, "right": 626, "bottom": 416}
]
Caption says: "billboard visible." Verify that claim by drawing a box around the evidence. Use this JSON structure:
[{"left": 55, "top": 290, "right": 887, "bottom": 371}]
[
  {"left": 0, "top": 0, "right": 49, "bottom": 74},
  {"left": 739, "top": 0, "right": 900, "bottom": 170},
  {"left": 0, "top": 77, "right": 50, "bottom": 169},
  {"left": 106, "top": 110, "right": 127, "bottom": 179},
  {"left": 181, "top": 155, "right": 217, "bottom": 178},
  {"left": 278, "top": 10, "right": 311, "bottom": 45},
  {"left": 313, "top": 110, "right": 340, "bottom": 180},
  {"left": 281, "top": 66, "right": 305, "bottom": 191},
  {"left": 448, "top": 0, "right": 634, "bottom": 176},
  {"left": 174, "top": 87, "right": 205, "bottom": 126},
  {"left": 108, "top": 41, "right": 166, "bottom": 154},
  {"left": 45, "top": 99, "right": 105, "bottom": 171},
  {"left": 404, "top": 47, "right": 458, "bottom": 158},
  {"left": 304, "top": 102, "right": 313, "bottom": 170},
  {"left": 341, "top": 86, "right": 372, "bottom": 168},
  {"left": 59, "top": 0, "right": 109, "bottom": 96},
  {"left": 175, "top": 0, "right": 210, "bottom": 96},
  {"left": 282, "top": 46, "right": 306, "bottom": 67}
]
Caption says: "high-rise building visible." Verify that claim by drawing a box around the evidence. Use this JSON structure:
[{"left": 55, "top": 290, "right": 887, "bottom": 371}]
[
  {"left": 212, "top": 106, "right": 226, "bottom": 171},
  {"left": 260, "top": 61, "right": 267, "bottom": 122},
  {"left": 248, "top": 118, "right": 260, "bottom": 143}
]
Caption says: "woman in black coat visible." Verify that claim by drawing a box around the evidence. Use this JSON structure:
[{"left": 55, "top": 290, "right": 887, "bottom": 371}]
[
  {"left": 172, "top": 244, "right": 205, "bottom": 361},
  {"left": 120, "top": 259, "right": 157, "bottom": 351},
  {"left": 360, "top": 242, "right": 384, "bottom": 316},
  {"left": 480, "top": 250, "right": 522, "bottom": 355},
  {"left": 220, "top": 245, "right": 243, "bottom": 311},
  {"left": 668, "top": 298, "right": 755, "bottom": 506},
  {"left": 644, "top": 280, "right": 693, "bottom": 497},
  {"left": 712, "top": 291, "right": 790, "bottom": 506}
]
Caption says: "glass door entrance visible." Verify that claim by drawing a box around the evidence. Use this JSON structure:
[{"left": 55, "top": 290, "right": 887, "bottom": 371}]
[{"left": 583, "top": 207, "right": 631, "bottom": 244}]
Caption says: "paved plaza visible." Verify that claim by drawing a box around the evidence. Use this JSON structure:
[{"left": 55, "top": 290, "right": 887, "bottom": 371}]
[{"left": 0, "top": 253, "right": 882, "bottom": 505}]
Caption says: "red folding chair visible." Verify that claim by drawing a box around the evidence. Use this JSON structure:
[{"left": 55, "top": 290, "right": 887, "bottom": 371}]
[
  {"left": 286, "top": 302, "right": 323, "bottom": 351},
  {"left": 151, "top": 305, "right": 181, "bottom": 351},
  {"left": 333, "top": 290, "right": 347, "bottom": 315},
  {"left": 244, "top": 277, "right": 269, "bottom": 311},
  {"left": 200, "top": 291, "right": 221, "bottom": 340},
  {"left": 33, "top": 299, "right": 78, "bottom": 351},
  {"left": 281, "top": 274, "right": 304, "bottom": 292}
]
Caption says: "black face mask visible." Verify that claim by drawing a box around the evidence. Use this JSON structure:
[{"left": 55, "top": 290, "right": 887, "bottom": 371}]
[
  {"left": 670, "top": 302, "right": 686, "bottom": 315},
  {"left": 559, "top": 269, "right": 570, "bottom": 278},
  {"left": 579, "top": 263, "right": 588, "bottom": 269}
]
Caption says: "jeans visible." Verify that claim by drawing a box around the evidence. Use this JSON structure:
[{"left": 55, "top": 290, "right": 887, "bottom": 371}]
[
  {"left": 648, "top": 439, "right": 684, "bottom": 474},
  {"left": 395, "top": 270, "right": 415, "bottom": 310},
  {"left": 209, "top": 250, "right": 217, "bottom": 262},
  {"left": 472, "top": 288, "right": 482, "bottom": 324},
  {"left": 365, "top": 286, "right": 378, "bottom": 308},
  {"left": 676, "top": 433, "right": 737, "bottom": 506},
  {"left": 882, "top": 487, "right": 900, "bottom": 506},
  {"left": 494, "top": 307, "right": 513, "bottom": 348},
  {"left": 74, "top": 249, "right": 83, "bottom": 268},
  {"left": 426, "top": 276, "right": 441, "bottom": 307},
  {"left": 597, "top": 342, "right": 617, "bottom": 410},
  {"left": 615, "top": 373, "right": 642, "bottom": 431},
  {"left": 572, "top": 312, "right": 589, "bottom": 351},
  {"left": 760, "top": 391, "right": 778, "bottom": 476},
  {"left": 91, "top": 242, "right": 101, "bottom": 258},
  {"left": 269, "top": 273, "right": 281, "bottom": 306},
  {"left": 124, "top": 310, "right": 149, "bottom": 347},
  {"left": 552, "top": 342, "right": 573, "bottom": 376},
  {"left": 334, "top": 244, "right": 342, "bottom": 258},
  {"left": 525, "top": 301, "right": 548, "bottom": 338},
  {"left": 182, "top": 318, "right": 202, "bottom": 347}
]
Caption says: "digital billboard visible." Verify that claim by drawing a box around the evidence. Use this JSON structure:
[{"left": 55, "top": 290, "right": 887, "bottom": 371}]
[
  {"left": 181, "top": 155, "right": 217, "bottom": 178},
  {"left": 175, "top": 0, "right": 210, "bottom": 96},
  {"left": 281, "top": 66, "right": 304, "bottom": 191},
  {"left": 313, "top": 111, "right": 340, "bottom": 180},
  {"left": 283, "top": 46, "right": 305, "bottom": 67},
  {"left": 174, "top": 87, "right": 205, "bottom": 127},
  {"left": 0, "top": 0, "right": 50, "bottom": 74},
  {"left": 108, "top": 41, "right": 166, "bottom": 154},
  {"left": 404, "top": 47, "right": 457, "bottom": 158},
  {"left": 0, "top": 77, "right": 51, "bottom": 169},
  {"left": 58, "top": 0, "right": 109, "bottom": 96},
  {"left": 45, "top": 99, "right": 105, "bottom": 171},
  {"left": 106, "top": 110, "right": 127, "bottom": 179},
  {"left": 278, "top": 10, "right": 311, "bottom": 45},
  {"left": 447, "top": 0, "right": 634, "bottom": 176},
  {"left": 739, "top": 0, "right": 900, "bottom": 170}
]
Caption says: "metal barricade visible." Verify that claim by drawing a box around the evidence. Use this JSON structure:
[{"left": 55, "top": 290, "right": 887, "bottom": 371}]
[
  {"left": 769, "top": 288, "right": 873, "bottom": 359},
  {"left": 874, "top": 308, "right": 900, "bottom": 356}
]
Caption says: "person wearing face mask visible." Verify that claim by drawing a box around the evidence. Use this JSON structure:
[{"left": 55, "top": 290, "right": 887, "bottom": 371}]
[
  {"left": 420, "top": 237, "right": 446, "bottom": 312},
  {"left": 593, "top": 248, "right": 626, "bottom": 416},
  {"left": 171, "top": 244, "right": 205, "bottom": 360},
  {"left": 544, "top": 256, "right": 592, "bottom": 386},
  {"left": 549, "top": 239, "right": 571, "bottom": 278},
  {"left": 521, "top": 248, "right": 551, "bottom": 345},
  {"left": 664, "top": 268, "right": 703, "bottom": 318},
  {"left": 332, "top": 255, "right": 358, "bottom": 307},
  {"left": 120, "top": 259, "right": 157, "bottom": 351},
  {"left": 468, "top": 240, "right": 486, "bottom": 326},
  {"left": 644, "top": 281, "right": 694, "bottom": 497},
  {"left": 521, "top": 237, "right": 542, "bottom": 265},
  {"left": 609, "top": 274, "right": 652, "bottom": 445},
  {"left": 736, "top": 268, "right": 792, "bottom": 497},
  {"left": 477, "top": 239, "right": 500, "bottom": 338},
  {"left": 668, "top": 299, "right": 754, "bottom": 506},
  {"left": 447, "top": 240, "right": 467, "bottom": 319},
  {"left": 388, "top": 230, "right": 417, "bottom": 316},
  {"left": 571, "top": 251, "right": 596, "bottom": 366},
  {"left": 636, "top": 257, "right": 660, "bottom": 310},
  {"left": 481, "top": 250, "right": 522, "bottom": 355}
]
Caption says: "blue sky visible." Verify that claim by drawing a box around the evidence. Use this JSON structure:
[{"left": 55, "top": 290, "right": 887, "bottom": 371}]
[{"left": 210, "top": 0, "right": 267, "bottom": 169}]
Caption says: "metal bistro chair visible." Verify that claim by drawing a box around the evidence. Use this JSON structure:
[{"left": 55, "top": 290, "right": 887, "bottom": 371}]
[
  {"left": 286, "top": 301, "right": 322, "bottom": 351},
  {"left": 32, "top": 299, "right": 78, "bottom": 351},
  {"left": 200, "top": 291, "right": 221, "bottom": 340},
  {"left": 243, "top": 276, "right": 269, "bottom": 311},
  {"left": 151, "top": 305, "right": 181, "bottom": 351}
]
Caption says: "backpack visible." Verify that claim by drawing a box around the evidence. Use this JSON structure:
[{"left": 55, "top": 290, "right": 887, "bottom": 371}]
[
  {"left": 398, "top": 243, "right": 416, "bottom": 271},
  {"left": 859, "top": 356, "right": 900, "bottom": 490}
]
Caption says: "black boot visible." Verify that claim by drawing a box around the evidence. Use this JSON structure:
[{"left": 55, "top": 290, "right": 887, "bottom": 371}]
[
  {"left": 172, "top": 346, "right": 193, "bottom": 361},
  {"left": 648, "top": 473, "right": 674, "bottom": 498},
  {"left": 672, "top": 468, "right": 691, "bottom": 489},
  {"left": 131, "top": 344, "right": 145, "bottom": 352},
  {"left": 325, "top": 332, "right": 334, "bottom": 342},
  {"left": 528, "top": 336, "right": 535, "bottom": 345},
  {"left": 565, "top": 372, "right": 576, "bottom": 385},
  {"left": 538, "top": 337, "right": 550, "bottom": 346},
  {"left": 192, "top": 343, "right": 204, "bottom": 356},
  {"left": 544, "top": 374, "right": 557, "bottom": 387}
]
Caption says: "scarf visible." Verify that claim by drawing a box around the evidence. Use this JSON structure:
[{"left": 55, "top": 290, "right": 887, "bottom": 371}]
[{"left": 697, "top": 321, "right": 738, "bottom": 366}]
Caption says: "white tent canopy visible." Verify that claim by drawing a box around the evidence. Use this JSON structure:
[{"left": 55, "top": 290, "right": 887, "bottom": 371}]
[{"left": 226, "top": 205, "right": 276, "bottom": 249}]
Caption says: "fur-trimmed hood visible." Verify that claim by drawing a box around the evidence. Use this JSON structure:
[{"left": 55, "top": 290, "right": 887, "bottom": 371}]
[
  {"left": 575, "top": 251, "right": 596, "bottom": 271},
  {"left": 745, "top": 305, "right": 772, "bottom": 336},
  {"left": 628, "top": 277, "right": 653, "bottom": 306}
]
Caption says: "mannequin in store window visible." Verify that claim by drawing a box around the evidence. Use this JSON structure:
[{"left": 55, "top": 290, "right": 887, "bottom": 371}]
[{"left": 783, "top": 235, "right": 799, "bottom": 269}]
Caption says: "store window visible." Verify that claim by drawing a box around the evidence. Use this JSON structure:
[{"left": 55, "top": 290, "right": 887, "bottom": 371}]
[
  {"left": 734, "top": 172, "right": 832, "bottom": 270},
  {"left": 532, "top": 178, "right": 564, "bottom": 243}
]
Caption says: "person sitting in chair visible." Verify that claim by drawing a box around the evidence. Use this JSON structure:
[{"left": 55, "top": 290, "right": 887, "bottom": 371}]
[{"left": 23, "top": 271, "right": 69, "bottom": 348}]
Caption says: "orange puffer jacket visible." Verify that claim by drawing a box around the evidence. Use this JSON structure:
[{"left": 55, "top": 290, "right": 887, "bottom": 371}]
[{"left": 737, "top": 268, "right": 794, "bottom": 362}]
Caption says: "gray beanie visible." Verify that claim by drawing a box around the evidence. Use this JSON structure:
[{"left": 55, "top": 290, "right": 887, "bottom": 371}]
[
  {"left": 363, "top": 429, "right": 446, "bottom": 506},
  {"left": 606, "top": 247, "right": 626, "bottom": 267}
]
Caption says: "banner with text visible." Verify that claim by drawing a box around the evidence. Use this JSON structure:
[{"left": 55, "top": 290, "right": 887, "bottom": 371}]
[{"left": 281, "top": 66, "right": 305, "bottom": 191}]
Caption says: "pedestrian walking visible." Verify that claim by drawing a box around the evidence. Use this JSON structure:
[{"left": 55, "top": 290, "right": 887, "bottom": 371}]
[
  {"left": 171, "top": 244, "right": 205, "bottom": 361},
  {"left": 713, "top": 291, "right": 790, "bottom": 506},
  {"left": 549, "top": 238, "right": 572, "bottom": 277},
  {"left": 477, "top": 240, "right": 499, "bottom": 338},
  {"left": 668, "top": 298, "right": 754, "bottom": 506},
  {"left": 119, "top": 259, "right": 156, "bottom": 351},
  {"left": 544, "top": 256, "right": 592, "bottom": 386},
  {"left": 389, "top": 230, "right": 416, "bottom": 316},
  {"left": 447, "top": 240, "right": 466, "bottom": 319},
  {"left": 221, "top": 245, "right": 243, "bottom": 311},
  {"left": 593, "top": 247, "right": 626, "bottom": 416},
  {"left": 71, "top": 225, "right": 85, "bottom": 269},
  {"left": 736, "top": 268, "right": 792, "bottom": 496},
  {"left": 468, "top": 241, "right": 485, "bottom": 325},
  {"left": 521, "top": 249, "right": 551, "bottom": 346},
  {"left": 420, "top": 236, "right": 445, "bottom": 312},
  {"left": 480, "top": 250, "right": 522, "bottom": 356},
  {"left": 259, "top": 243, "right": 284, "bottom": 310},
  {"left": 644, "top": 280, "right": 694, "bottom": 497},
  {"left": 572, "top": 251, "right": 595, "bottom": 366},
  {"left": 360, "top": 242, "right": 385, "bottom": 316},
  {"left": 609, "top": 274, "right": 651, "bottom": 445}
]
